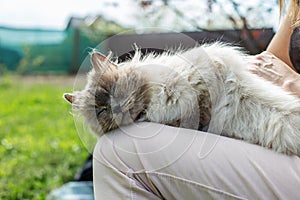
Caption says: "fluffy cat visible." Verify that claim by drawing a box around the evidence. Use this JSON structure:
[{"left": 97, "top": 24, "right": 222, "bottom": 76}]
[{"left": 64, "top": 42, "right": 300, "bottom": 156}]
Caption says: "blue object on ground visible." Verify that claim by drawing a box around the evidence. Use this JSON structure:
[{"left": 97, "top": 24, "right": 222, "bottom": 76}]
[{"left": 46, "top": 181, "right": 94, "bottom": 200}]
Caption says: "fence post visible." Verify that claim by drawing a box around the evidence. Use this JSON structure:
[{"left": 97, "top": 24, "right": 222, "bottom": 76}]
[{"left": 71, "top": 28, "right": 80, "bottom": 74}]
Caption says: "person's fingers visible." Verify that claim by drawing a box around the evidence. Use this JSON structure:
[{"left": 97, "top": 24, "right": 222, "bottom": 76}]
[
  {"left": 254, "top": 52, "right": 278, "bottom": 65},
  {"left": 254, "top": 54, "right": 266, "bottom": 61},
  {"left": 262, "top": 62, "right": 274, "bottom": 69},
  {"left": 248, "top": 65, "right": 268, "bottom": 77},
  {"left": 260, "top": 51, "right": 277, "bottom": 59},
  {"left": 249, "top": 63, "right": 282, "bottom": 81}
]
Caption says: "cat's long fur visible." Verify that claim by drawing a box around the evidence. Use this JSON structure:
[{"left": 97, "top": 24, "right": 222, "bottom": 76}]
[{"left": 65, "top": 42, "right": 300, "bottom": 156}]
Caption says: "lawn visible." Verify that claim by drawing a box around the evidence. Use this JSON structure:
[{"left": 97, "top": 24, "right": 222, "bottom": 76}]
[{"left": 0, "top": 75, "right": 89, "bottom": 199}]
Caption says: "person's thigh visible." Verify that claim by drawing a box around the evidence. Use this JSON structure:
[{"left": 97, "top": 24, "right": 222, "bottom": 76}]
[{"left": 93, "top": 122, "right": 300, "bottom": 200}]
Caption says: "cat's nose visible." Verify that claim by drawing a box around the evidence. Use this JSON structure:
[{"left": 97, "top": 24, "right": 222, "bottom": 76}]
[{"left": 112, "top": 105, "right": 122, "bottom": 113}]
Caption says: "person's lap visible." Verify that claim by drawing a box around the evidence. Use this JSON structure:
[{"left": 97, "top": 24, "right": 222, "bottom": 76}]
[{"left": 93, "top": 122, "right": 300, "bottom": 199}]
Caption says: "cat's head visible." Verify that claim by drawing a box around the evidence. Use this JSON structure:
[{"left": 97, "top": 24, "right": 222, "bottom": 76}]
[{"left": 64, "top": 51, "right": 150, "bottom": 136}]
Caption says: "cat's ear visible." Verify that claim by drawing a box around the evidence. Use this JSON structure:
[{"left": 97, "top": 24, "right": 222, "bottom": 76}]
[
  {"left": 90, "top": 50, "right": 117, "bottom": 72},
  {"left": 63, "top": 93, "right": 74, "bottom": 104}
]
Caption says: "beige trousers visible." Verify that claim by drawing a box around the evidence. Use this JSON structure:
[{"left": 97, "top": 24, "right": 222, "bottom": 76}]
[{"left": 93, "top": 122, "right": 300, "bottom": 199}]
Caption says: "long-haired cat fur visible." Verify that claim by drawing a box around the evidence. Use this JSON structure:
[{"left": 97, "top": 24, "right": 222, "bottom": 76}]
[{"left": 64, "top": 42, "right": 300, "bottom": 156}]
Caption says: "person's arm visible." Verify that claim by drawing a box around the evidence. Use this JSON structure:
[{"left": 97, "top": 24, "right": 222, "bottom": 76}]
[
  {"left": 249, "top": 3, "right": 300, "bottom": 98},
  {"left": 266, "top": 3, "right": 296, "bottom": 70}
]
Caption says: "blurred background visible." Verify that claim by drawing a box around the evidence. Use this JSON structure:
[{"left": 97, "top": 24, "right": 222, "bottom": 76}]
[
  {"left": 0, "top": 0, "right": 279, "bottom": 199},
  {"left": 0, "top": 0, "right": 279, "bottom": 74}
]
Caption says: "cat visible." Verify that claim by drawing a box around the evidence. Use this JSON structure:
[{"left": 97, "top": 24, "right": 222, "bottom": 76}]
[{"left": 64, "top": 42, "right": 300, "bottom": 156}]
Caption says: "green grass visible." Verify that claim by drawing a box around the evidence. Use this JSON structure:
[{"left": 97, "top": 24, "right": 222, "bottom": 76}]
[{"left": 0, "top": 76, "right": 89, "bottom": 199}]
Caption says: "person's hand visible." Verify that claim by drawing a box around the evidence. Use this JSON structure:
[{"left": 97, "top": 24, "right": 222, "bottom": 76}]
[{"left": 249, "top": 51, "right": 300, "bottom": 98}]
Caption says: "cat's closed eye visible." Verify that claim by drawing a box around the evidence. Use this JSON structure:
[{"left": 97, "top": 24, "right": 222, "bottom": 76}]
[
  {"left": 94, "top": 89, "right": 111, "bottom": 107},
  {"left": 95, "top": 105, "right": 108, "bottom": 117}
]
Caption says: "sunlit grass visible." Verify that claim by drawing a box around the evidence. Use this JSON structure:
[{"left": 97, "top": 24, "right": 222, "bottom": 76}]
[{"left": 0, "top": 76, "right": 88, "bottom": 199}]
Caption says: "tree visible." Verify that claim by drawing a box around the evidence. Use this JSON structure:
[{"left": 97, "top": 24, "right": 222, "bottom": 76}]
[
  {"left": 96, "top": 0, "right": 278, "bottom": 53},
  {"left": 136, "top": 0, "right": 278, "bottom": 31},
  {"left": 134, "top": 0, "right": 277, "bottom": 52}
]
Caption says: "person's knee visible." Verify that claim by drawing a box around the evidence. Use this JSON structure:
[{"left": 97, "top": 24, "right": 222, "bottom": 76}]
[
  {"left": 93, "top": 133, "right": 117, "bottom": 170},
  {"left": 92, "top": 129, "right": 138, "bottom": 174}
]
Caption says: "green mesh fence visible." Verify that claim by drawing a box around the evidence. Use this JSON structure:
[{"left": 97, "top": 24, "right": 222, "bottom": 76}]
[
  {"left": 0, "top": 26, "right": 274, "bottom": 74},
  {"left": 0, "top": 26, "right": 105, "bottom": 74}
]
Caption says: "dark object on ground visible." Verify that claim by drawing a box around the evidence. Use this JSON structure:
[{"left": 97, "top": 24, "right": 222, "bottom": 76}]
[{"left": 74, "top": 154, "right": 93, "bottom": 182}]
